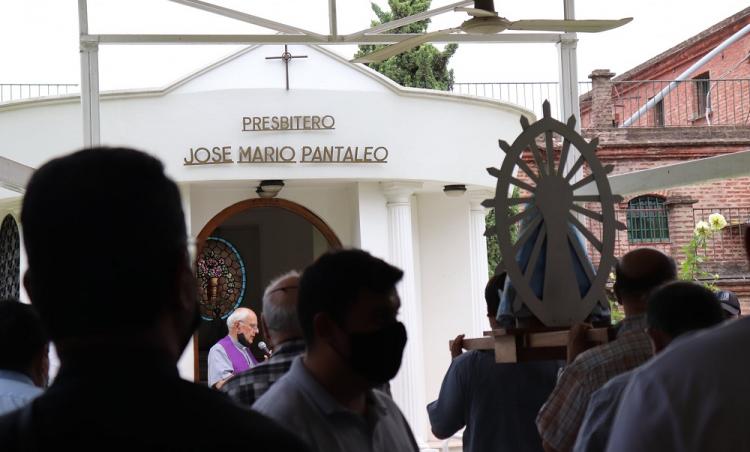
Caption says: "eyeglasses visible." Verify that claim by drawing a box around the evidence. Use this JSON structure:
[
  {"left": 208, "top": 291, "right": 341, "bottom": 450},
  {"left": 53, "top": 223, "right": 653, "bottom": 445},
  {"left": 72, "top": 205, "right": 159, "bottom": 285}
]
[{"left": 239, "top": 321, "right": 259, "bottom": 331}]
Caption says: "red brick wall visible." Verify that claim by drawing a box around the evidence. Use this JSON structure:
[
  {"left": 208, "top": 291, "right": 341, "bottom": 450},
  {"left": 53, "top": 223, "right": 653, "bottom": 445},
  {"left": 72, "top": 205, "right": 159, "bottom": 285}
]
[{"left": 580, "top": 18, "right": 750, "bottom": 128}]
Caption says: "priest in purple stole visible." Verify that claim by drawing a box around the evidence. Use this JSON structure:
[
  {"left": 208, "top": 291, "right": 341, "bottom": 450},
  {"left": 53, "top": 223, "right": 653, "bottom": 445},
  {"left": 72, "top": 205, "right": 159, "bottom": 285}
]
[{"left": 207, "top": 307, "right": 259, "bottom": 389}]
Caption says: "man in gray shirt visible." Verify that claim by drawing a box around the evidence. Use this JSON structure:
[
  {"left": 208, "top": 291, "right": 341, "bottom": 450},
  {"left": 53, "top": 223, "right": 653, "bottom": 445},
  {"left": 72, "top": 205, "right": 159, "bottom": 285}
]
[{"left": 253, "top": 249, "right": 418, "bottom": 452}]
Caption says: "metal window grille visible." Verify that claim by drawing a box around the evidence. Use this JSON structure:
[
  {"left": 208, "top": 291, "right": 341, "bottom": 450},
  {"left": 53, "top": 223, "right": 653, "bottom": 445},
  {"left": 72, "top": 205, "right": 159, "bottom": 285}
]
[
  {"left": 695, "top": 73, "right": 711, "bottom": 117},
  {"left": 626, "top": 196, "right": 669, "bottom": 243},
  {"left": 653, "top": 99, "right": 665, "bottom": 127}
]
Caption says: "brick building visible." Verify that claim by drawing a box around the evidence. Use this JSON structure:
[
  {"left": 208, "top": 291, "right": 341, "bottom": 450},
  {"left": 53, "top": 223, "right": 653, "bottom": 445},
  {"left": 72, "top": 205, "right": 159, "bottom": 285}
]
[{"left": 519, "top": 7, "right": 750, "bottom": 312}]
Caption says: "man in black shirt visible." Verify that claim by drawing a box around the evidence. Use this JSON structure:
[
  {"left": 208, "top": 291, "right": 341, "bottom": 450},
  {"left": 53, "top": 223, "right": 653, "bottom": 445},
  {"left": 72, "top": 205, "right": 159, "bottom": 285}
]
[{"left": 0, "top": 148, "right": 309, "bottom": 451}]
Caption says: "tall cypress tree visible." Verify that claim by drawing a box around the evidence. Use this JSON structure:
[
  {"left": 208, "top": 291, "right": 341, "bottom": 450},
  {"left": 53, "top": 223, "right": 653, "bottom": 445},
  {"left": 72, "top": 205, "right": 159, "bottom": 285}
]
[{"left": 355, "top": 0, "right": 457, "bottom": 90}]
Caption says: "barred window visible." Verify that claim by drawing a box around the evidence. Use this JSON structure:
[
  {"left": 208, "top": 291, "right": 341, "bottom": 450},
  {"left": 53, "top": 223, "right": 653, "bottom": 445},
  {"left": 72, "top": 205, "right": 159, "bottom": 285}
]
[
  {"left": 626, "top": 196, "right": 669, "bottom": 243},
  {"left": 694, "top": 72, "right": 710, "bottom": 117}
]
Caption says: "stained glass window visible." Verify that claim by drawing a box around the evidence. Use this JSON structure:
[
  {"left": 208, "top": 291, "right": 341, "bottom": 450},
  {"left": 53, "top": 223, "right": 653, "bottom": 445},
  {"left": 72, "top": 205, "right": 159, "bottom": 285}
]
[
  {"left": 0, "top": 215, "right": 20, "bottom": 300},
  {"left": 196, "top": 237, "right": 246, "bottom": 321}
]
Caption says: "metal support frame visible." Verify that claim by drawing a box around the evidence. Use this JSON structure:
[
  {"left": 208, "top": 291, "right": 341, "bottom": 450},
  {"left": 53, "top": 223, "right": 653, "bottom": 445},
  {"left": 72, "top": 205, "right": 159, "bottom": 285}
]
[
  {"left": 74, "top": 0, "right": 568, "bottom": 147},
  {"left": 328, "top": 0, "right": 338, "bottom": 37},
  {"left": 557, "top": 0, "right": 582, "bottom": 181},
  {"left": 79, "top": 0, "right": 100, "bottom": 147},
  {"left": 74, "top": 0, "right": 573, "bottom": 153},
  {"left": 79, "top": 32, "right": 563, "bottom": 45},
  {"left": 576, "top": 150, "right": 750, "bottom": 197},
  {"left": 0, "top": 157, "right": 34, "bottom": 193}
]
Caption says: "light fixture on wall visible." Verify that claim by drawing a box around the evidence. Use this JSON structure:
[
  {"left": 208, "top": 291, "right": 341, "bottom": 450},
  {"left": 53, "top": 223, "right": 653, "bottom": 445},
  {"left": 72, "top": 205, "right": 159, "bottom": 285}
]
[
  {"left": 443, "top": 184, "right": 467, "bottom": 197},
  {"left": 256, "top": 180, "right": 285, "bottom": 198}
]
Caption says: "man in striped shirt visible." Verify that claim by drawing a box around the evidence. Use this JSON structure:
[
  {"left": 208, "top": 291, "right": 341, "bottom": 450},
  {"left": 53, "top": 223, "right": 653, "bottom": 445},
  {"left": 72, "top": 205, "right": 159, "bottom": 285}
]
[{"left": 223, "top": 271, "right": 303, "bottom": 405}]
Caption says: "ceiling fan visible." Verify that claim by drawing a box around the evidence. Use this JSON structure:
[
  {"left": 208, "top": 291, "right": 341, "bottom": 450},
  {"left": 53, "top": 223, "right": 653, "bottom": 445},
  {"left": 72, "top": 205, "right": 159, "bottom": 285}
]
[{"left": 352, "top": 0, "right": 632, "bottom": 64}]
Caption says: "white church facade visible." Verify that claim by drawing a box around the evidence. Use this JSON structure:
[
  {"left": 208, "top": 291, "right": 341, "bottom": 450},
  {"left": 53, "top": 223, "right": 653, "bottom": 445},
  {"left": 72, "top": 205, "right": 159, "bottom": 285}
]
[{"left": 0, "top": 44, "right": 531, "bottom": 442}]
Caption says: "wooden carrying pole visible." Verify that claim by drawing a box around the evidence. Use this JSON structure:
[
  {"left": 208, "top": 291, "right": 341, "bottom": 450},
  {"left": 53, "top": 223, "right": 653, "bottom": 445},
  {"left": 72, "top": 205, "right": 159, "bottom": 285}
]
[{"left": 451, "top": 327, "right": 611, "bottom": 363}]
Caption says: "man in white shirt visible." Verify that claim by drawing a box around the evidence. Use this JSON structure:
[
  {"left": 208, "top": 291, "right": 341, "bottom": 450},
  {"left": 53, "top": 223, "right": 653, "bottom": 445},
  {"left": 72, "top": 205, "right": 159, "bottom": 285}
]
[
  {"left": 606, "top": 234, "right": 750, "bottom": 452},
  {"left": 207, "top": 307, "right": 259, "bottom": 388}
]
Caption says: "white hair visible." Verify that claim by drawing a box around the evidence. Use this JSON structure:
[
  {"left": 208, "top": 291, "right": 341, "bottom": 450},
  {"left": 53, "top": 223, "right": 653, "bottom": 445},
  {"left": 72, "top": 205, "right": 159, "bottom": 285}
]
[
  {"left": 262, "top": 270, "right": 302, "bottom": 335},
  {"left": 226, "top": 308, "right": 251, "bottom": 330}
]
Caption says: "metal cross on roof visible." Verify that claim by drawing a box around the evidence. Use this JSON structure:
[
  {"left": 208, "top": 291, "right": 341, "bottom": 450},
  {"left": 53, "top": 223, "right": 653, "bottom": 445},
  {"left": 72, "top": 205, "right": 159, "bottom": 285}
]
[{"left": 265, "top": 45, "right": 308, "bottom": 90}]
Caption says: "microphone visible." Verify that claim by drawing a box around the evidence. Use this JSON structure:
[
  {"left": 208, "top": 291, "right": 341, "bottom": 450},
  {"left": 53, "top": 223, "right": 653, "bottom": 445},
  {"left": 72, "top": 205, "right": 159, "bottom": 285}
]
[{"left": 258, "top": 341, "right": 272, "bottom": 356}]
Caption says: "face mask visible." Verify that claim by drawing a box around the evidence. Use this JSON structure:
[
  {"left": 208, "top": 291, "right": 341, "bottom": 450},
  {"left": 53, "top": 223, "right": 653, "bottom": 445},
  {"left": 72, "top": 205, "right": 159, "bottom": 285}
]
[
  {"left": 344, "top": 321, "right": 407, "bottom": 386},
  {"left": 237, "top": 332, "right": 252, "bottom": 348}
]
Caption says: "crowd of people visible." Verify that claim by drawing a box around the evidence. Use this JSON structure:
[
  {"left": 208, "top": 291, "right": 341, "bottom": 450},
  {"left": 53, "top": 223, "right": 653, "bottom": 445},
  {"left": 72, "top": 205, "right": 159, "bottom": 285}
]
[{"left": 0, "top": 146, "right": 748, "bottom": 452}]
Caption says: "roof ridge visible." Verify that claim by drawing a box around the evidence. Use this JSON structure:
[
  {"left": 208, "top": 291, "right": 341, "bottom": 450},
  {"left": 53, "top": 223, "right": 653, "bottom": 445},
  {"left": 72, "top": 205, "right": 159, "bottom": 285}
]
[{"left": 613, "top": 6, "right": 750, "bottom": 82}]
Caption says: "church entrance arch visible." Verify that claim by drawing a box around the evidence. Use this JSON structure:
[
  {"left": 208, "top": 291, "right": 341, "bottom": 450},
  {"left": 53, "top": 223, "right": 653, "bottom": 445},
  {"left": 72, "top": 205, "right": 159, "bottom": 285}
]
[{"left": 193, "top": 198, "right": 341, "bottom": 383}]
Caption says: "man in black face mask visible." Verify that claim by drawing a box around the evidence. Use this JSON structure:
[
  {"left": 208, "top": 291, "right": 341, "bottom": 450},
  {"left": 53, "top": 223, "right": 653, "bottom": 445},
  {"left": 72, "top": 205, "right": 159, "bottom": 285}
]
[
  {"left": 253, "top": 249, "right": 418, "bottom": 452},
  {"left": 0, "top": 148, "right": 309, "bottom": 452}
]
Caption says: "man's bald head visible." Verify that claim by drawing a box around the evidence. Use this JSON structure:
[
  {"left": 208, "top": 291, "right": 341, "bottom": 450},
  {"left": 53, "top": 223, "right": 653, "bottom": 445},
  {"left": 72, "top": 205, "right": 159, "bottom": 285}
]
[
  {"left": 262, "top": 271, "right": 302, "bottom": 339},
  {"left": 614, "top": 248, "right": 677, "bottom": 304}
]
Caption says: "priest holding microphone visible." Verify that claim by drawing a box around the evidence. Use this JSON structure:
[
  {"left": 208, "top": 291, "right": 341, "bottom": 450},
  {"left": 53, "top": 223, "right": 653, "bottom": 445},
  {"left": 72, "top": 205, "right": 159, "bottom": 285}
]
[{"left": 207, "top": 307, "right": 259, "bottom": 389}]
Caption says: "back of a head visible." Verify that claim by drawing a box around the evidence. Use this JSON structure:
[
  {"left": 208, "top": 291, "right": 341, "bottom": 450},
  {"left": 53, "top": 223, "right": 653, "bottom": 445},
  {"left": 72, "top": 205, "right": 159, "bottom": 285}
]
[
  {"left": 21, "top": 148, "right": 186, "bottom": 341},
  {"left": 0, "top": 300, "right": 48, "bottom": 374},
  {"left": 262, "top": 271, "right": 302, "bottom": 335},
  {"left": 717, "top": 290, "right": 741, "bottom": 319},
  {"left": 647, "top": 281, "right": 724, "bottom": 338},
  {"left": 614, "top": 248, "right": 677, "bottom": 303},
  {"left": 484, "top": 272, "right": 506, "bottom": 318},
  {"left": 298, "top": 249, "right": 403, "bottom": 344}
]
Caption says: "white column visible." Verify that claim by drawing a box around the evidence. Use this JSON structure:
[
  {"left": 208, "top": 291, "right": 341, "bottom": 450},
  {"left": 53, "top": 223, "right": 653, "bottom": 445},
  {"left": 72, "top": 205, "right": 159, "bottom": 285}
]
[
  {"left": 557, "top": 0, "right": 582, "bottom": 180},
  {"left": 177, "top": 183, "right": 196, "bottom": 381},
  {"left": 468, "top": 191, "right": 492, "bottom": 336},
  {"left": 382, "top": 181, "right": 430, "bottom": 446}
]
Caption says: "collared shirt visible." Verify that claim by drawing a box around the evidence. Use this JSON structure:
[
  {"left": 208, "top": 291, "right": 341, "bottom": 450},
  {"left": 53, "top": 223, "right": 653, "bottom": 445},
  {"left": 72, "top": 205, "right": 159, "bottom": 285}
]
[
  {"left": 207, "top": 336, "right": 255, "bottom": 387},
  {"left": 427, "top": 350, "right": 561, "bottom": 452},
  {"left": 536, "top": 315, "right": 652, "bottom": 452},
  {"left": 252, "top": 357, "right": 418, "bottom": 452},
  {"left": 0, "top": 370, "right": 43, "bottom": 416},
  {"left": 222, "top": 339, "right": 306, "bottom": 405},
  {"left": 607, "top": 317, "right": 750, "bottom": 452},
  {"left": 573, "top": 369, "right": 633, "bottom": 452}
]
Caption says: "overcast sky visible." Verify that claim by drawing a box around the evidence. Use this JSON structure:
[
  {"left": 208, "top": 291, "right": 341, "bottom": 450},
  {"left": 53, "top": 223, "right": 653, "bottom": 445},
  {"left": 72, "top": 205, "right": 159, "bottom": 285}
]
[{"left": 0, "top": 0, "right": 747, "bottom": 90}]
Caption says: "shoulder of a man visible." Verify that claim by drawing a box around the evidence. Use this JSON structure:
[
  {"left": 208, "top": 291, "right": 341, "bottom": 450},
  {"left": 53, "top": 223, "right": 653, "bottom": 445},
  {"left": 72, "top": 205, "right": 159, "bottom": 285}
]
[
  {"left": 253, "top": 370, "right": 309, "bottom": 420},
  {"left": 176, "top": 379, "right": 310, "bottom": 450},
  {"left": 573, "top": 370, "right": 634, "bottom": 452},
  {"left": 537, "top": 335, "right": 646, "bottom": 452},
  {"left": 450, "top": 350, "right": 487, "bottom": 375},
  {"left": 575, "top": 328, "right": 652, "bottom": 375},
  {"left": 208, "top": 341, "right": 225, "bottom": 356},
  {"left": 608, "top": 319, "right": 750, "bottom": 452}
]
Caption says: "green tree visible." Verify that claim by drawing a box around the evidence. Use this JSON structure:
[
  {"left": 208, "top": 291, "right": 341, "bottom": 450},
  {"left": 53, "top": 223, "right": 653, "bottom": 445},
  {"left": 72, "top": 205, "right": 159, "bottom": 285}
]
[
  {"left": 355, "top": 0, "right": 457, "bottom": 90},
  {"left": 486, "top": 187, "right": 520, "bottom": 276}
]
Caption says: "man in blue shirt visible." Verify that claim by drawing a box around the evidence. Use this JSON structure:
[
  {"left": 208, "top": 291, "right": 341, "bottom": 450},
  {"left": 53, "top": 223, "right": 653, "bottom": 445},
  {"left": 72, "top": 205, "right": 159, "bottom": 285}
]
[
  {"left": 0, "top": 300, "right": 48, "bottom": 415},
  {"left": 427, "top": 274, "right": 561, "bottom": 452}
]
